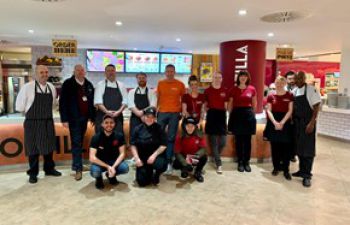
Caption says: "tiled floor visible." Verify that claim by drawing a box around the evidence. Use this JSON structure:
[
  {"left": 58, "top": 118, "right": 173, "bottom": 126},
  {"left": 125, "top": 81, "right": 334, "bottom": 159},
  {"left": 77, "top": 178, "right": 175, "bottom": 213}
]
[{"left": 1, "top": 135, "right": 350, "bottom": 225}]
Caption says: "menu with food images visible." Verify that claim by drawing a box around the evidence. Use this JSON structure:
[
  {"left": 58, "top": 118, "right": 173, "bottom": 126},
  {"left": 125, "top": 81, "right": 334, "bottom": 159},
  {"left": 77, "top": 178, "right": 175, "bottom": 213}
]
[
  {"left": 86, "top": 50, "right": 124, "bottom": 72},
  {"left": 125, "top": 52, "right": 160, "bottom": 73},
  {"left": 160, "top": 53, "right": 192, "bottom": 74}
]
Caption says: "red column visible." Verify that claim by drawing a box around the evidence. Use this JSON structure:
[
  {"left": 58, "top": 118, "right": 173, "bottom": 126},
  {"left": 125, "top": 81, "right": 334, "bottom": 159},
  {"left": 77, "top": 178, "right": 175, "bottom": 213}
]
[{"left": 220, "top": 40, "right": 266, "bottom": 113}]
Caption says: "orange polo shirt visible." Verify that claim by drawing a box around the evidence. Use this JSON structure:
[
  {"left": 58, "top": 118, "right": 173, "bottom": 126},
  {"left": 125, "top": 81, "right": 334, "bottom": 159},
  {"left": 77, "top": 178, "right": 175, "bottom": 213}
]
[{"left": 157, "top": 79, "right": 186, "bottom": 113}]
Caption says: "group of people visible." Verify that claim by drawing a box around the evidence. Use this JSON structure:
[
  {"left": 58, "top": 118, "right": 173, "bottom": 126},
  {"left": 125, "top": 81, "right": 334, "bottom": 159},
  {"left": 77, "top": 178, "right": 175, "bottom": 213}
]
[{"left": 15, "top": 62, "right": 320, "bottom": 189}]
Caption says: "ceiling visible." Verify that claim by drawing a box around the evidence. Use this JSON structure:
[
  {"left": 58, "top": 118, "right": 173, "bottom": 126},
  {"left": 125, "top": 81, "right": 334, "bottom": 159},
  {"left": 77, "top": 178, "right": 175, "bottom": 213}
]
[{"left": 0, "top": 0, "right": 350, "bottom": 58}]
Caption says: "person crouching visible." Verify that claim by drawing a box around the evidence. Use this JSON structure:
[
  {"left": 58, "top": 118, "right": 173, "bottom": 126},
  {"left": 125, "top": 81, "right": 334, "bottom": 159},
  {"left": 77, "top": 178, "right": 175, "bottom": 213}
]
[
  {"left": 173, "top": 117, "right": 208, "bottom": 182},
  {"left": 89, "top": 115, "right": 129, "bottom": 189}
]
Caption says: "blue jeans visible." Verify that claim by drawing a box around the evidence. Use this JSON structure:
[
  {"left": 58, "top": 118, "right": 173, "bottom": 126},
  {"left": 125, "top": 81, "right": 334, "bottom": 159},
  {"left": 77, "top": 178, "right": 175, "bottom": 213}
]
[
  {"left": 157, "top": 112, "right": 180, "bottom": 162},
  {"left": 90, "top": 161, "right": 129, "bottom": 178},
  {"left": 68, "top": 117, "right": 88, "bottom": 171}
]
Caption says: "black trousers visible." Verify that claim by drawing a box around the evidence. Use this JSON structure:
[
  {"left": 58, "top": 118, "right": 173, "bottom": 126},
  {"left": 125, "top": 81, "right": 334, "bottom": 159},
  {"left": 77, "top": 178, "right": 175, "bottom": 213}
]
[
  {"left": 136, "top": 157, "right": 167, "bottom": 187},
  {"left": 235, "top": 134, "right": 252, "bottom": 163},
  {"left": 27, "top": 152, "right": 55, "bottom": 176},
  {"left": 173, "top": 155, "right": 208, "bottom": 173},
  {"left": 270, "top": 142, "right": 291, "bottom": 172},
  {"left": 298, "top": 156, "right": 314, "bottom": 179}
]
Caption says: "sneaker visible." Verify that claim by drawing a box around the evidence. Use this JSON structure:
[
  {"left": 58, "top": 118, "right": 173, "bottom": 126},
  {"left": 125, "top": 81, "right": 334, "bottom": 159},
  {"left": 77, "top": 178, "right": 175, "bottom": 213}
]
[
  {"left": 216, "top": 166, "right": 223, "bottom": 174},
  {"left": 194, "top": 172, "right": 204, "bottom": 182},
  {"left": 302, "top": 178, "right": 311, "bottom": 187},
  {"left": 292, "top": 171, "right": 302, "bottom": 177},
  {"left": 95, "top": 177, "right": 105, "bottom": 189},
  {"left": 237, "top": 162, "right": 244, "bottom": 173},
  {"left": 75, "top": 171, "right": 82, "bottom": 181},
  {"left": 290, "top": 157, "right": 297, "bottom": 163},
  {"left": 244, "top": 163, "right": 251, "bottom": 172},
  {"left": 271, "top": 169, "right": 279, "bottom": 176},
  {"left": 45, "top": 169, "right": 62, "bottom": 177},
  {"left": 29, "top": 176, "right": 38, "bottom": 184},
  {"left": 180, "top": 170, "right": 189, "bottom": 178},
  {"left": 284, "top": 172, "right": 292, "bottom": 180},
  {"left": 165, "top": 163, "right": 173, "bottom": 175}
]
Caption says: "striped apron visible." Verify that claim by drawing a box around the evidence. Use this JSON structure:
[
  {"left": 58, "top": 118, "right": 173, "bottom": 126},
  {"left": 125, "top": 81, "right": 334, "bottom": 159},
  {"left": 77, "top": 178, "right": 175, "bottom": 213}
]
[{"left": 24, "top": 81, "right": 56, "bottom": 156}]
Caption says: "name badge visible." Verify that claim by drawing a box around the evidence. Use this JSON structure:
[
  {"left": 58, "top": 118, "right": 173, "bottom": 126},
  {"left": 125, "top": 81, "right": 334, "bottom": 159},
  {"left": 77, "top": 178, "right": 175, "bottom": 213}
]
[{"left": 82, "top": 96, "right": 88, "bottom": 102}]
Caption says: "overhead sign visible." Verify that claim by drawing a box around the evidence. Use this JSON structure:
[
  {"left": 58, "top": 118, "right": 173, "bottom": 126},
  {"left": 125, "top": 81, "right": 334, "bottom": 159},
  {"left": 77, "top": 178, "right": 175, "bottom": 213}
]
[
  {"left": 52, "top": 39, "right": 77, "bottom": 57},
  {"left": 276, "top": 47, "right": 294, "bottom": 61}
]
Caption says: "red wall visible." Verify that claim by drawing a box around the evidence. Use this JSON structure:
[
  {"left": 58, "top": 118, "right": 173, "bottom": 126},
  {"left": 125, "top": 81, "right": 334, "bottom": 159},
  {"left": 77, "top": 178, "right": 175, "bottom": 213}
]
[{"left": 265, "top": 60, "right": 340, "bottom": 88}]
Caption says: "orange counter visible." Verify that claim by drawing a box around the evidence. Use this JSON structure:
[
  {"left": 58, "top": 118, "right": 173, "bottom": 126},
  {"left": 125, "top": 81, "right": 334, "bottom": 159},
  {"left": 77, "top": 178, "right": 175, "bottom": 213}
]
[{"left": 0, "top": 121, "right": 270, "bottom": 166}]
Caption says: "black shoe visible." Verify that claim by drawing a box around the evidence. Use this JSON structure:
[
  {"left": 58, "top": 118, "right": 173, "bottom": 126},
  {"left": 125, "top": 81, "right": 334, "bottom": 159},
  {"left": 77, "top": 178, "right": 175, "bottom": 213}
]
[
  {"left": 290, "top": 157, "right": 297, "bottom": 163},
  {"left": 302, "top": 178, "right": 311, "bottom": 187},
  {"left": 181, "top": 170, "right": 189, "bottom": 178},
  {"left": 244, "top": 163, "right": 251, "bottom": 172},
  {"left": 29, "top": 176, "right": 37, "bottom": 184},
  {"left": 152, "top": 173, "right": 160, "bottom": 185},
  {"left": 271, "top": 169, "right": 279, "bottom": 176},
  {"left": 106, "top": 173, "right": 119, "bottom": 185},
  {"left": 284, "top": 172, "right": 292, "bottom": 180},
  {"left": 292, "top": 171, "right": 302, "bottom": 177},
  {"left": 237, "top": 162, "right": 244, "bottom": 172},
  {"left": 95, "top": 178, "right": 105, "bottom": 189},
  {"left": 194, "top": 172, "right": 204, "bottom": 183},
  {"left": 45, "top": 170, "right": 62, "bottom": 177}
]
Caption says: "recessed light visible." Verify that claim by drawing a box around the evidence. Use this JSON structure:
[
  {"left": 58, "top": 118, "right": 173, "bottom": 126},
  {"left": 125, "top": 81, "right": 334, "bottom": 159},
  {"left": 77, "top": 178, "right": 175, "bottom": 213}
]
[
  {"left": 133, "top": 48, "right": 138, "bottom": 51},
  {"left": 268, "top": 32, "right": 274, "bottom": 37},
  {"left": 115, "top": 21, "right": 123, "bottom": 26},
  {"left": 176, "top": 38, "right": 182, "bottom": 42},
  {"left": 28, "top": 29, "right": 34, "bottom": 34},
  {"left": 238, "top": 9, "right": 247, "bottom": 16},
  {"left": 282, "top": 44, "right": 290, "bottom": 48}
]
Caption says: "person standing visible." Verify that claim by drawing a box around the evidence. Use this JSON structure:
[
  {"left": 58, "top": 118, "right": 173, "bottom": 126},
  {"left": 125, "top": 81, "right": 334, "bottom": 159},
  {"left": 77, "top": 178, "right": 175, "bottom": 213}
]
[
  {"left": 89, "top": 115, "right": 129, "bottom": 189},
  {"left": 264, "top": 76, "right": 294, "bottom": 180},
  {"left": 16, "top": 65, "right": 61, "bottom": 183},
  {"left": 59, "top": 64, "right": 95, "bottom": 181},
  {"left": 285, "top": 70, "right": 298, "bottom": 162},
  {"left": 156, "top": 64, "right": 186, "bottom": 174},
  {"left": 228, "top": 71, "right": 257, "bottom": 173},
  {"left": 292, "top": 71, "right": 321, "bottom": 187},
  {"left": 94, "top": 64, "right": 128, "bottom": 133},
  {"left": 204, "top": 71, "right": 228, "bottom": 174},
  {"left": 182, "top": 75, "right": 205, "bottom": 126},
  {"left": 128, "top": 72, "right": 157, "bottom": 136},
  {"left": 130, "top": 107, "right": 167, "bottom": 187}
]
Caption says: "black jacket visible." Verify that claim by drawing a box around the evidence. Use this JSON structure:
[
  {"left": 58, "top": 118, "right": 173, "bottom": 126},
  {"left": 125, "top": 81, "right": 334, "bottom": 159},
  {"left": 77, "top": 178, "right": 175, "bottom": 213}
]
[{"left": 59, "top": 75, "right": 95, "bottom": 123}]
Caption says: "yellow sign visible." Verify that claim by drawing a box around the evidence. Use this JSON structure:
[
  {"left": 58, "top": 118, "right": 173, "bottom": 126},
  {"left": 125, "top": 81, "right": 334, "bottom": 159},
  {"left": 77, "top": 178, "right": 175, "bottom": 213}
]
[
  {"left": 52, "top": 39, "right": 77, "bottom": 57},
  {"left": 200, "top": 62, "right": 213, "bottom": 82},
  {"left": 276, "top": 48, "right": 294, "bottom": 61}
]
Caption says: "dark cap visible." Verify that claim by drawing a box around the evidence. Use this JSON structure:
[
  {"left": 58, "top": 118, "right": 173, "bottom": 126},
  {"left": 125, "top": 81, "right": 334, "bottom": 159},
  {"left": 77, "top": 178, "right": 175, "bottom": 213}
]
[
  {"left": 103, "top": 114, "right": 114, "bottom": 121},
  {"left": 183, "top": 116, "right": 198, "bottom": 125},
  {"left": 143, "top": 107, "right": 157, "bottom": 116}
]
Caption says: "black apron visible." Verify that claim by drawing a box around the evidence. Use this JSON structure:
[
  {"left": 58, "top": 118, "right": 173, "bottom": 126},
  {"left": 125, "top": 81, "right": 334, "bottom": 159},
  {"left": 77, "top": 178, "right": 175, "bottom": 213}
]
[
  {"left": 228, "top": 107, "right": 256, "bottom": 135},
  {"left": 130, "top": 87, "right": 150, "bottom": 134},
  {"left": 293, "top": 85, "right": 316, "bottom": 157},
  {"left": 95, "top": 80, "right": 124, "bottom": 132},
  {"left": 264, "top": 112, "right": 292, "bottom": 143},
  {"left": 205, "top": 109, "right": 227, "bottom": 135},
  {"left": 24, "top": 82, "right": 56, "bottom": 156}
]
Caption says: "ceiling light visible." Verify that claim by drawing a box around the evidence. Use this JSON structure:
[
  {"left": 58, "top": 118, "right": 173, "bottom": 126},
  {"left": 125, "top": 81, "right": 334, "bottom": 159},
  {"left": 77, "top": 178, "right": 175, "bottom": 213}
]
[
  {"left": 133, "top": 48, "right": 138, "bottom": 51},
  {"left": 28, "top": 29, "right": 34, "bottom": 34},
  {"left": 176, "top": 38, "right": 181, "bottom": 42},
  {"left": 268, "top": 32, "right": 274, "bottom": 37},
  {"left": 115, "top": 21, "right": 123, "bottom": 26},
  {"left": 282, "top": 44, "right": 289, "bottom": 48},
  {"left": 238, "top": 9, "right": 247, "bottom": 16}
]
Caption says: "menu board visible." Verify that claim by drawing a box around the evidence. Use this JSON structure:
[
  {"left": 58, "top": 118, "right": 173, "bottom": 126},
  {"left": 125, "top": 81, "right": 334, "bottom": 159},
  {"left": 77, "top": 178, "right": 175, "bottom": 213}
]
[
  {"left": 160, "top": 54, "right": 192, "bottom": 74},
  {"left": 86, "top": 50, "right": 124, "bottom": 72},
  {"left": 125, "top": 52, "right": 160, "bottom": 73}
]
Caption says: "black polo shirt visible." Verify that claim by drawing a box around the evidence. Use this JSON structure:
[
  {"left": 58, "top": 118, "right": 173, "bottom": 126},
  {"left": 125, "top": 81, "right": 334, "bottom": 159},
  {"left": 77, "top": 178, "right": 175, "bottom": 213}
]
[{"left": 90, "top": 131, "right": 125, "bottom": 162}]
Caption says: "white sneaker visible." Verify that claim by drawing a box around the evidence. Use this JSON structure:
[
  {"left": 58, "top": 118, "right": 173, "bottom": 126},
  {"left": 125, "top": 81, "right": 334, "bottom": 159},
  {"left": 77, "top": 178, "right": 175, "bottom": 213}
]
[
  {"left": 165, "top": 163, "right": 173, "bottom": 175},
  {"left": 216, "top": 166, "right": 223, "bottom": 174}
]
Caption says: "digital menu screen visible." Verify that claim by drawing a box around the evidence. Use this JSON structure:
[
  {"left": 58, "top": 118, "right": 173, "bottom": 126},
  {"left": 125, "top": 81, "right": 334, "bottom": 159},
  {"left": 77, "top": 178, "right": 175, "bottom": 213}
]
[
  {"left": 125, "top": 52, "right": 160, "bottom": 73},
  {"left": 160, "top": 53, "right": 192, "bottom": 74},
  {"left": 86, "top": 50, "right": 124, "bottom": 72}
]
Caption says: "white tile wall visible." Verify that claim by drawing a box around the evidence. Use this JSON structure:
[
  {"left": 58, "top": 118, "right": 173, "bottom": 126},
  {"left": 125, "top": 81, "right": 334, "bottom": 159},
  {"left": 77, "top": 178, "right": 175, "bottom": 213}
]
[{"left": 318, "top": 111, "right": 350, "bottom": 140}]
